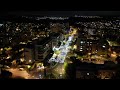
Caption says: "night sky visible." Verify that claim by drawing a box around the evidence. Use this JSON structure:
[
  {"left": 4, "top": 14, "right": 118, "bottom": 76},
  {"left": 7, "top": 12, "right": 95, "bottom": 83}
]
[
  {"left": 3, "top": 11, "right": 120, "bottom": 17},
  {"left": 0, "top": 0, "right": 120, "bottom": 17},
  {"left": 0, "top": 1, "right": 120, "bottom": 17}
]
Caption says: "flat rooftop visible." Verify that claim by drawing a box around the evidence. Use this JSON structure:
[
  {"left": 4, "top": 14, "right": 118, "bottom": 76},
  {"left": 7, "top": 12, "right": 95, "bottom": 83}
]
[{"left": 36, "top": 37, "right": 52, "bottom": 45}]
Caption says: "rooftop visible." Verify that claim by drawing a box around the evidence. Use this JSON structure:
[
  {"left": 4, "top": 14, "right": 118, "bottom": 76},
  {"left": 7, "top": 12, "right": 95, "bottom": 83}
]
[
  {"left": 52, "top": 33, "right": 60, "bottom": 37},
  {"left": 36, "top": 37, "right": 52, "bottom": 45}
]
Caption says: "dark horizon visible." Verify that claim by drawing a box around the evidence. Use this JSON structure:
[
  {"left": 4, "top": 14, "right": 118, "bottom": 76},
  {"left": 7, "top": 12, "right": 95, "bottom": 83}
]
[{"left": 1, "top": 11, "right": 120, "bottom": 17}]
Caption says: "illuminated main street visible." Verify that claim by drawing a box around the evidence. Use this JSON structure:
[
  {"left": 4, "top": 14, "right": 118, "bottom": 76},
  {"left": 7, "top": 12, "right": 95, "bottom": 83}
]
[{"left": 49, "top": 27, "right": 77, "bottom": 79}]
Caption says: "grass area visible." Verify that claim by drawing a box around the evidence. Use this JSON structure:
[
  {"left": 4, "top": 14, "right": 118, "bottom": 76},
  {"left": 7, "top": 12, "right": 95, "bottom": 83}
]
[{"left": 64, "top": 61, "right": 68, "bottom": 70}]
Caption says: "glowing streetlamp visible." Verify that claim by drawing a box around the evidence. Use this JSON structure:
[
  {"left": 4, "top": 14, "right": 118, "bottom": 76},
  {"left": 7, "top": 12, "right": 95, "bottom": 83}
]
[{"left": 29, "top": 60, "right": 32, "bottom": 63}]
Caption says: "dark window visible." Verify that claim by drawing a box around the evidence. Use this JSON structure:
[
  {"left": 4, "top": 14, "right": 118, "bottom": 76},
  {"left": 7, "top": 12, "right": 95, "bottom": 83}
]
[{"left": 38, "top": 51, "right": 44, "bottom": 54}]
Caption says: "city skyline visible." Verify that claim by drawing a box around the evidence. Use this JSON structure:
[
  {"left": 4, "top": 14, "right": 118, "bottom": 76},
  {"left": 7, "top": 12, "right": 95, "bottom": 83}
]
[{"left": 0, "top": 15, "right": 120, "bottom": 79}]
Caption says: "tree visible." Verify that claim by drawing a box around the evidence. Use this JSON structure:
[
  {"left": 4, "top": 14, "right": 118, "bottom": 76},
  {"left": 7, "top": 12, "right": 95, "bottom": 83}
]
[
  {"left": 116, "top": 56, "right": 120, "bottom": 64},
  {"left": 0, "top": 70, "right": 12, "bottom": 78},
  {"left": 65, "top": 63, "right": 76, "bottom": 79}
]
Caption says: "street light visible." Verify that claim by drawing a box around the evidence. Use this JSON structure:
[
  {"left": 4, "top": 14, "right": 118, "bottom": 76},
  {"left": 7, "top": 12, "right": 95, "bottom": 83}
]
[
  {"left": 87, "top": 73, "right": 89, "bottom": 75},
  {"left": 27, "top": 65, "right": 31, "bottom": 69},
  {"left": 0, "top": 48, "right": 3, "bottom": 51},
  {"left": 102, "top": 45, "right": 105, "bottom": 48},
  {"left": 29, "top": 60, "right": 32, "bottom": 63}
]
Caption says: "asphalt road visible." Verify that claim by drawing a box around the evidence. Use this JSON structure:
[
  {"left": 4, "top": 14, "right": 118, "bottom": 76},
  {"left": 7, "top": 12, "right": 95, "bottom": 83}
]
[{"left": 6, "top": 68, "right": 34, "bottom": 79}]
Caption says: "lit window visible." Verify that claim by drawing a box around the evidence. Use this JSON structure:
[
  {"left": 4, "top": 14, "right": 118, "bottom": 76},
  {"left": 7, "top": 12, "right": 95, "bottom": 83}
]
[
  {"left": 102, "top": 45, "right": 105, "bottom": 48},
  {"left": 80, "top": 41, "right": 84, "bottom": 43}
]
